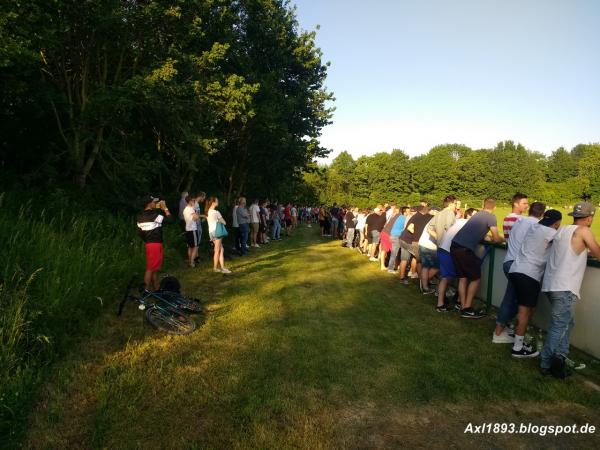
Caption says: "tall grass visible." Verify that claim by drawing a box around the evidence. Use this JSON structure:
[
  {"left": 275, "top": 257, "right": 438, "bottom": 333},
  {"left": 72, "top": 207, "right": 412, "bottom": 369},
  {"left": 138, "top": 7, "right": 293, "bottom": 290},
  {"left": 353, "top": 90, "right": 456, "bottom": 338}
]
[{"left": 0, "top": 191, "right": 172, "bottom": 445}]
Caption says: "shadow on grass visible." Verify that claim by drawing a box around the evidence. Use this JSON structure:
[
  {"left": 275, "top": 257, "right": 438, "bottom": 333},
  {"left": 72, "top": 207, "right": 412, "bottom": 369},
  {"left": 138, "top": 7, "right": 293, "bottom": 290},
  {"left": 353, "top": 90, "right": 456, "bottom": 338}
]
[{"left": 24, "top": 228, "right": 600, "bottom": 449}]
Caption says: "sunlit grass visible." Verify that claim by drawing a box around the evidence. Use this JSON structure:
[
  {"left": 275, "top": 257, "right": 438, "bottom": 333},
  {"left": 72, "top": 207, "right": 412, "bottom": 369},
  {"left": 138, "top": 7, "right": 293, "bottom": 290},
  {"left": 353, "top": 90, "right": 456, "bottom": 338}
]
[{"left": 22, "top": 227, "right": 600, "bottom": 449}]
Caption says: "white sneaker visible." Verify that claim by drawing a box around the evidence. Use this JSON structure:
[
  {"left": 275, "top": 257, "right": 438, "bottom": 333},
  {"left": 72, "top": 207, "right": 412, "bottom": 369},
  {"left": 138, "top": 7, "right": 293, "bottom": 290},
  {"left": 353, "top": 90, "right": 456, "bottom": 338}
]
[
  {"left": 254, "top": 244, "right": 260, "bottom": 248},
  {"left": 213, "top": 268, "right": 222, "bottom": 273},
  {"left": 369, "top": 257, "right": 378, "bottom": 262},
  {"left": 492, "top": 329, "right": 515, "bottom": 344},
  {"left": 221, "top": 268, "right": 232, "bottom": 274}
]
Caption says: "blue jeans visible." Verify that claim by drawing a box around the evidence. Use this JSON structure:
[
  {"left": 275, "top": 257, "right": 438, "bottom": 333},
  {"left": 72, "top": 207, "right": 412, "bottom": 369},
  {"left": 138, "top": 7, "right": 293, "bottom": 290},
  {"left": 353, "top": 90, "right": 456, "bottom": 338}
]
[
  {"left": 271, "top": 218, "right": 281, "bottom": 239},
  {"left": 239, "top": 223, "right": 249, "bottom": 255},
  {"left": 388, "top": 236, "right": 401, "bottom": 271},
  {"left": 496, "top": 260, "right": 518, "bottom": 326},
  {"left": 540, "top": 291, "right": 577, "bottom": 369},
  {"left": 346, "top": 228, "right": 355, "bottom": 247},
  {"left": 234, "top": 226, "right": 241, "bottom": 251}
]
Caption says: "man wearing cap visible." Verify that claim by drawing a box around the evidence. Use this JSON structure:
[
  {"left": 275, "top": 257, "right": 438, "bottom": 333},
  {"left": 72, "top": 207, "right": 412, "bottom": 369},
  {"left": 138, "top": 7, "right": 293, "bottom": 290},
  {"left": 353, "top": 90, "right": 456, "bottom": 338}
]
[
  {"left": 507, "top": 209, "right": 562, "bottom": 358},
  {"left": 137, "top": 196, "right": 171, "bottom": 291},
  {"left": 540, "top": 202, "right": 600, "bottom": 377}
]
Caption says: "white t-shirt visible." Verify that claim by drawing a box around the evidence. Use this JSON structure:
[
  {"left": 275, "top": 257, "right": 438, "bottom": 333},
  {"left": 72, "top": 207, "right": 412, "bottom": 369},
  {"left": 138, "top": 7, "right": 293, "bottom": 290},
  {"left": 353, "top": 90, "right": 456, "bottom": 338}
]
[
  {"left": 232, "top": 205, "right": 239, "bottom": 228},
  {"left": 207, "top": 209, "right": 223, "bottom": 234},
  {"left": 291, "top": 207, "right": 297, "bottom": 217},
  {"left": 418, "top": 218, "right": 437, "bottom": 250},
  {"left": 356, "top": 213, "right": 367, "bottom": 231},
  {"left": 504, "top": 216, "right": 538, "bottom": 263},
  {"left": 510, "top": 224, "right": 557, "bottom": 282},
  {"left": 439, "top": 218, "right": 468, "bottom": 252},
  {"left": 250, "top": 203, "right": 260, "bottom": 223},
  {"left": 183, "top": 205, "right": 197, "bottom": 231}
]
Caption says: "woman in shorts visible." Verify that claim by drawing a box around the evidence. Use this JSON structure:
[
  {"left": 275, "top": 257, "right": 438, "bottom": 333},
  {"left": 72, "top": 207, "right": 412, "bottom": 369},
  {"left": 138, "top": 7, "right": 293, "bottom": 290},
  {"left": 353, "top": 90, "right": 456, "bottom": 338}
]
[{"left": 206, "top": 197, "right": 231, "bottom": 274}]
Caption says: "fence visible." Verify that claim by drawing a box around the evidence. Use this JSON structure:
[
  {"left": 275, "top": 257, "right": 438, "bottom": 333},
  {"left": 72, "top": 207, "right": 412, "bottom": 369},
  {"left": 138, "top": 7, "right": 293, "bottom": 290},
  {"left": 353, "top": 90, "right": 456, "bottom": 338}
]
[{"left": 477, "top": 245, "right": 600, "bottom": 359}]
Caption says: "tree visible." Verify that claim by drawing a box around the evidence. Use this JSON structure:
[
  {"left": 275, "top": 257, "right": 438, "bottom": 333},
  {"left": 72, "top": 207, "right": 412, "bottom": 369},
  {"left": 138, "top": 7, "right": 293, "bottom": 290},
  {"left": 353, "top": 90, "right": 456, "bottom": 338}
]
[{"left": 547, "top": 147, "right": 577, "bottom": 183}]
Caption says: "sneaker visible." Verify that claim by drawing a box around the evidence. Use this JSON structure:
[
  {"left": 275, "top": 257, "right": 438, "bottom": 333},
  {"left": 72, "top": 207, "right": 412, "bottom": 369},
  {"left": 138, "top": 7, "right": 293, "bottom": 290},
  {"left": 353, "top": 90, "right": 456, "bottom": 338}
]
[
  {"left": 221, "top": 268, "right": 232, "bottom": 274},
  {"left": 387, "top": 269, "right": 397, "bottom": 274},
  {"left": 213, "top": 268, "right": 222, "bottom": 273},
  {"left": 369, "top": 257, "right": 378, "bottom": 262},
  {"left": 408, "top": 271, "right": 414, "bottom": 278},
  {"left": 454, "top": 302, "right": 462, "bottom": 311},
  {"left": 400, "top": 278, "right": 410, "bottom": 285},
  {"left": 512, "top": 345, "right": 539, "bottom": 358},
  {"left": 422, "top": 288, "right": 436, "bottom": 295},
  {"left": 492, "top": 329, "right": 515, "bottom": 344},
  {"left": 460, "top": 308, "right": 486, "bottom": 319},
  {"left": 436, "top": 304, "right": 449, "bottom": 312},
  {"left": 253, "top": 244, "right": 260, "bottom": 248},
  {"left": 380, "top": 267, "right": 387, "bottom": 271},
  {"left": 565, "top": 357, "right": 586, "bottom": 371}
]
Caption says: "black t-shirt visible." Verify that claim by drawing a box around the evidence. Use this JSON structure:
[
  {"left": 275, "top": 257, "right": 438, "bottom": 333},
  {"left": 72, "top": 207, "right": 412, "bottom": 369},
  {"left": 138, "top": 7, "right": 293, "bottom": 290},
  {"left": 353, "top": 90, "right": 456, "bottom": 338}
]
[
  {"left": 366, "top": 213, "right": 386, "bottom": 232},
  {"left": 137, "top": 209, "right": 168, "bottom": 243},
  {"left": 330, "top": 206, "right": 339, "bottom": 218},
  {"left": 345, "top": 211, "right": 355, "bottom": 228},
  {"left": 400, "top": 212, "right": 433, "bottom": 243}
]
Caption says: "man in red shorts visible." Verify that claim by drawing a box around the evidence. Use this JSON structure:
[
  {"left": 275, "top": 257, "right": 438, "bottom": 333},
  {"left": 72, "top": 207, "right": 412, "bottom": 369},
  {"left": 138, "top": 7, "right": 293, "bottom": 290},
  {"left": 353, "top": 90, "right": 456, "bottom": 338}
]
[{"left": 137, "top": 195, "right": 171, "bottom": 291}]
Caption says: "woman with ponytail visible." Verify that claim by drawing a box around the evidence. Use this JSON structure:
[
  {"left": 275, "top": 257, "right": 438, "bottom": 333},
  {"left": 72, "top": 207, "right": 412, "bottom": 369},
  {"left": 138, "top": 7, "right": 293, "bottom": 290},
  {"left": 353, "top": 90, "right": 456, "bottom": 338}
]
[{"left": 206, "top": 197, "right": 232, "bottom": 274}]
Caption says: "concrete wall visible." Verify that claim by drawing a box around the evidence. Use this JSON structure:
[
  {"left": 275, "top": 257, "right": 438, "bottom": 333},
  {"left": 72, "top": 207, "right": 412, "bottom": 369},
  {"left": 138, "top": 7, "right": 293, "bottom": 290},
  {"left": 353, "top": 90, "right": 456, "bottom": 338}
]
[{"left": 477, "top": 246, "right": 600, "bottom": 359}]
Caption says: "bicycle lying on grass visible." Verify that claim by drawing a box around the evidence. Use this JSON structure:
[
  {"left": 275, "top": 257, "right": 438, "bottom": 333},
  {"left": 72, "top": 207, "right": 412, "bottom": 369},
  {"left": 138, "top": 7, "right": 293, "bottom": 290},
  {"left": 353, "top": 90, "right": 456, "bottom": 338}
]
[{"left": 117, "top": 278, "right": 203, "bottom": 335}]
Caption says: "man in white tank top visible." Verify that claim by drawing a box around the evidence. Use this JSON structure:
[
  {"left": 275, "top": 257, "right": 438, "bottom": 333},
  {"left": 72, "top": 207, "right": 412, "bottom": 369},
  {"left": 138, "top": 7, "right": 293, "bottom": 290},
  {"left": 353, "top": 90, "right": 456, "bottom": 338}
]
[{"left": 540, "top": 202, "right": 600, "bottom": 377}]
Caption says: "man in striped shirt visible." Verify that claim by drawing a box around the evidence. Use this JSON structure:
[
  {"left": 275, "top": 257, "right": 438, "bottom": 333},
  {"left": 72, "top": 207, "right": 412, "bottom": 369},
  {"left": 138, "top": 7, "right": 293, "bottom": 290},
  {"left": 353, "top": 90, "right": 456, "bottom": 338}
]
[{"left": 502, "top": 192, "right": 529, "bottom": 239}]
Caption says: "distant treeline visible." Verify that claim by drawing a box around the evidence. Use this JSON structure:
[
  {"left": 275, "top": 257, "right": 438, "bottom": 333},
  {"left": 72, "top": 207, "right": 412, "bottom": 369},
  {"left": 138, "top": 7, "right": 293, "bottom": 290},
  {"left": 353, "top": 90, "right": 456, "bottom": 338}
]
[
  {"left": 0, "top": 0, "right": 333, "bottom": 204},
  {"left": 304, "top": 142, "right": 600, "bottom": 207}
]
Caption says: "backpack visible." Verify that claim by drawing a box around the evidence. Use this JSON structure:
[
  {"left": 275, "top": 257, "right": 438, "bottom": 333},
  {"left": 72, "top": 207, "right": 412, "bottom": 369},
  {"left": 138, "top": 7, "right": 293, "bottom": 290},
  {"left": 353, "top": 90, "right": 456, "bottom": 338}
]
[{"left": 159, "top": 276, "right": 181, "bottom": 293}]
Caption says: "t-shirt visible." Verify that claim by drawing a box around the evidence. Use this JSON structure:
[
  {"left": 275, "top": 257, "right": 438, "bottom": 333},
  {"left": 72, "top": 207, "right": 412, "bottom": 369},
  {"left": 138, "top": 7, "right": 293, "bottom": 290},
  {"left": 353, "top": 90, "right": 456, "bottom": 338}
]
[
  {"left": 504, "top": 216, "right": 538, "bottom": 263},
  {"left": 236, "top": 206, "right": 250, "bottom": 225},
  {"left": 428, "top": 207, "right": 456, "bottom": 245},
  {"left": 366, "top": 213, "right": 386, "bottom": 232},
  {"left": 385, "top": 207, "right": 393, "bottom": 222},
  {"left": 439, "top": 218, "right": 468, "bottom": 252},
  {"left": 390, "top": 214, "right": 407, "bottom": 237},
  {"left": 207, "top": 209, "right": 223, "bottom": 234},
  {"left": 330, "top": 206, "right": 340, "bottom": 218},
  {"left": 345, "top": 211, "right": 355, "bottom": 228},
  {"left": 291, "top": 207, "right": 297, "bottom": 217},
  {"left": 452, "top": 210, "right": 497, "bottom": 251},
  {"left": 250, "top": 203, "right": 260, "bottom": 223},
  {"left": 356, "top": 213, "right": 367, "bottom": 230},
  {"left": 183, "top": 205, "right": 197, "bottom": 231},
  {"left": 284, "top": 207, "right": 292, "bottom": 220},
  {"left": 178, "top": 197, "right": 187, "bottom": 220},
  {"left": 383, "top": 213, "right": 399, "bottom": 234},
  {"left": 510, "top": 223, "right": 557, "bottom": 282},
  {"left": 418, "top": 217, "right": 437, "bottom": 250},
  {"left": 400, "top": 212, "right": 433, "bottom": 244},
  {"left": 503, "top": 213, "right": 521, "bottom": 239},
  {"left": 232, "top": 205, "right": 239, "bottom": 228},
  {"left": 137, "top": 209, "right": 166, "bottom": 243}
]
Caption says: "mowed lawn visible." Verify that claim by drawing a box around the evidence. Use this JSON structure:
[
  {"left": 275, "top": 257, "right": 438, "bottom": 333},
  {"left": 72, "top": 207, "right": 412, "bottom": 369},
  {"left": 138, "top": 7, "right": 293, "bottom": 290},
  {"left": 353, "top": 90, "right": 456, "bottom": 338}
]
[{"left": 25, "top": 227, "right": 600, "bottom": 449}]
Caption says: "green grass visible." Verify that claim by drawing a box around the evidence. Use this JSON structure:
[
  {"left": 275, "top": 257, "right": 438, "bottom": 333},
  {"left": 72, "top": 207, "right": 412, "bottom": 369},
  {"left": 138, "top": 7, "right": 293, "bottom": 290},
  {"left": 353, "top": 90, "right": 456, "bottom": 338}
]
[
  {"left": 0, "top": 192, "right": 181, "bottom": 446},
  {"left": 23, "top": 227, "right": 600, "bottom": 449}
]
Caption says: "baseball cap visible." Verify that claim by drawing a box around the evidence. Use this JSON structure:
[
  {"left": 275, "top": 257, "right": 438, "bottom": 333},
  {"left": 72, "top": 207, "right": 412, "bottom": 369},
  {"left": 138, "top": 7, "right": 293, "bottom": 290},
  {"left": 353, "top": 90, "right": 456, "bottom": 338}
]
[
  {"left": 539, "top": 209, "right": 562, "bottom": 227},
  {"left": 143, "top": 195, "right": 159, "bottom": 207},
  {"left": 568, "top": 202, "right": 596, "bottom": 218}
]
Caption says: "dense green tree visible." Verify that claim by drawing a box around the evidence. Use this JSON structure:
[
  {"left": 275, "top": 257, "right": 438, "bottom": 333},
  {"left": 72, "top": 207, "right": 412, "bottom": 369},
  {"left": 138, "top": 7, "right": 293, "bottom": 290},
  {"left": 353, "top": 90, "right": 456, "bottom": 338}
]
[{"left": 547, "top": 147, "right": 577, "bottom": 183}]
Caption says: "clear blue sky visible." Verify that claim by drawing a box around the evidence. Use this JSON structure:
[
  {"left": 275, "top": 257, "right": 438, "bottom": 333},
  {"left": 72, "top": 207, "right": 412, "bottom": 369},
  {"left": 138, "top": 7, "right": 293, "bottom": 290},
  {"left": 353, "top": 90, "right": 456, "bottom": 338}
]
[{"left": 293, "top": 0, "right": 600, "bottom": 160}]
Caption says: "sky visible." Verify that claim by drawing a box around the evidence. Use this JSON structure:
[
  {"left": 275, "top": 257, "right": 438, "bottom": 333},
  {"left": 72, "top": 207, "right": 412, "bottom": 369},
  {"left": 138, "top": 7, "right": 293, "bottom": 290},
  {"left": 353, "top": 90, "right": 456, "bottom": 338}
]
[{"left": 292, "top": 0, "right": 600, "bottom": 161}]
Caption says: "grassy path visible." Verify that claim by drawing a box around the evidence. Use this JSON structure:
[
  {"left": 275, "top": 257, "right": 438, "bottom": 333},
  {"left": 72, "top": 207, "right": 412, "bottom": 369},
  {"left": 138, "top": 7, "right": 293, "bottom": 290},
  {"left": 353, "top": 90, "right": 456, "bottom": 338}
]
[{"left": 25, "top": 228, "right": 600, "bottom": 449}]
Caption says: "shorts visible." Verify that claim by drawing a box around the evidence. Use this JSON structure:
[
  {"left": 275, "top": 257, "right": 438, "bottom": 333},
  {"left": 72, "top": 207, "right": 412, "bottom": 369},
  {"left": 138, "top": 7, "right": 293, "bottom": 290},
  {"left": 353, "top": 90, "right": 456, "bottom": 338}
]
[
  {"left": 380, "top": 231, "right": 392, "bottom": 252},
  {"left": 185, "top": 230, "right": 200, "bottom": 248},
  {"left": 400, "top": 239, "right": 419, "bottom": 261},
  {"left": 508, "top": 272, "right": 540, "bottom": 307},
  {"left": 368, "top": 230, "right": 381, "bottom": 244},
  {"left": 419, "top": 246, "right": 439, "bottom": 269},
  {"left": 251, "top": 222, "right": 260, "bottom": 233},
  {"left": 450, "top": 243, "right": 481, "bottom": 281},
  {"left": 145, "top": 242, "right": 163, "bottom": 271},
  {"left": 209, "top": 231, "right": 220, "bottom": 242},
  {"left": 438, "top": 249, "right": 457, "bottom": 278}
]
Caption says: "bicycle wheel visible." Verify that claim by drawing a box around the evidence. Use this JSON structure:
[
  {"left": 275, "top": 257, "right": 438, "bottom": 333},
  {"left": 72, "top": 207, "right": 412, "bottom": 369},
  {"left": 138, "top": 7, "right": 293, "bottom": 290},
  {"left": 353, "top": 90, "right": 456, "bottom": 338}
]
[{"left": 144, "top": 305, "right": 196, "bottom": 335}]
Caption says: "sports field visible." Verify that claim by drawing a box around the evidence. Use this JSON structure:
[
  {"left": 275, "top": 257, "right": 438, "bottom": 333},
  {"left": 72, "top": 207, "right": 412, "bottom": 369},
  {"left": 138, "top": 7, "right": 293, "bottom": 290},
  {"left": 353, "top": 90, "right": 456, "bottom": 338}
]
[
  {"left": 465, "top": 205, "right": 600, "bottom": 243},
  {"left": 24, "top": 227, "right": 600, "bottom": 449}
]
